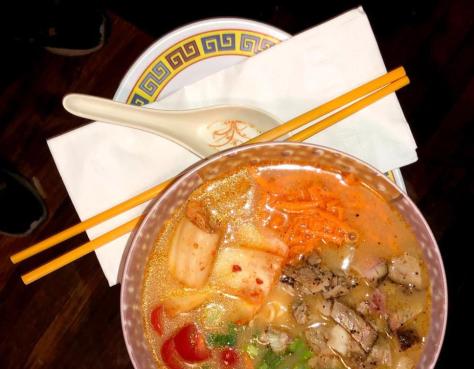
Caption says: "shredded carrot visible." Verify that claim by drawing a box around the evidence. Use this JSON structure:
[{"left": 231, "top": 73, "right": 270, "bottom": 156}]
[
  {"left": 272, "top": 200, "right": 319, "bottom": 213},
  {"left": 251, "top": 169, "right": 363, "bottom": 262}
]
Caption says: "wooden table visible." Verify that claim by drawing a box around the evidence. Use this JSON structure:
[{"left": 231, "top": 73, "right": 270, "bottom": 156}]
[{"left": 0, "top": 2, "right": 471, "bottom": 368}]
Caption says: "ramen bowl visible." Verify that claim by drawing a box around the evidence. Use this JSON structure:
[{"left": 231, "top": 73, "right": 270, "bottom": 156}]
[{"left": 120, "top": 142, "right": 447, "bottom": 369}]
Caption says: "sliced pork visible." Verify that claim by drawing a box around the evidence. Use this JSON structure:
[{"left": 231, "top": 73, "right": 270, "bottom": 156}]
[
  {"left": 330, "top": 301, "right": 378, "bottom": 352},
  {"left": 388, "top": 254, "right": 423, "bottom": 289}
]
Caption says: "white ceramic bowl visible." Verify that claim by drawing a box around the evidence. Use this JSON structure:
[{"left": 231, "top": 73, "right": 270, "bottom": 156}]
[{"left": 121, "top": 142, "right": 447, "bottom": 369}]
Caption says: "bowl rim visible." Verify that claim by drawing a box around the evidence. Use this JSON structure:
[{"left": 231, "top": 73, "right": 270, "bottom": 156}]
[{"left": 120, "top": 141, "right": 448, "bottom": 369}]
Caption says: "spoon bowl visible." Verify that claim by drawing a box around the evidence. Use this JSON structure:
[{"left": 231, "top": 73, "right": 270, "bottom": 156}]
[{"left": 63, "top": 94, "right": 281, "bottom": 158}]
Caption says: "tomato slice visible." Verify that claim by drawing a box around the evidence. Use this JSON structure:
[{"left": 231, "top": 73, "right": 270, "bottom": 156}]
[
  {"left": 161, "top": 337, "right": 184, "bottom": 369},
  {"left": 151, "top": 305, "right": 164, "bottom": 335},
  {"left": 173, "top": 323, "right": 211, "bottom": 362},
  {"left": 220, "top": 347, "right": 239, "bottom": 368}
]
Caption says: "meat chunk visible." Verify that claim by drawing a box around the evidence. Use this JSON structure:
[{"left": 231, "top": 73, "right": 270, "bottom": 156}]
[
  {"left": 365, "top": 262, "right": 388, "bottom": 282},
  {"left": 377, "top": 280, "right": 426, "bottom": 331},
  {"left": 330, "top": 301, "right": 378, "bottom": 352},
  {"left": 369, "top": 289, "right": 387, "bottom": 314},
  {"left": 324, "top": 277, "right": 356, "bottom": 298},
  {"left": 366, "top": 338, "right": 392, "bottom": 367},
  {"left": 283, "top": 266, "right": 322, "bottom": 294},
  {"left": 312, "top": 297, "right": 333, "bottom": 317},
  {"left": 327, "top": 324, "right": 364, "bottom": 357},
  {"left": 352, "top": 257, "right": 388, "bottom": 282},
  {"left": 280, "top": 274, "right": 296, "bottom": 287},
  {"left": 395, "top": 356, "right": 415, "bottom": 369},
  {"left": 357, "top": 301, "right": 371, "bottom": 316},
  {"left": 357, "top": 289, "right": 388, "bottom": 322},
  {"left": 388, "top": 302, "right": 424, "bottom": 331},
  {"left": 292, "top": 296, "right": 332, "bottom": 326},
  {"left": 388, "top": 254, "right": 423, "bottom": 289},
  {"left": 283, "top": 255, "right": 358, "bottom": 299},
  {"left": 305, "top": 327, "right": 332, "bottom": 355},
  {"left": 357, "top": 261, "right": 388, "bottom": 282},
  {"left": 292, "top": 300, "right": 308, "bottom": 324},
  {"left": 397, "top": 329, "right": 420, "bottom": 351}
]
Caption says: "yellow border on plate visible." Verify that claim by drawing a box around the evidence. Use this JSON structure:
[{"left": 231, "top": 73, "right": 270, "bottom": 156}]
[{"left": 126, "top": 29, "right": 280, "bottom": 105}]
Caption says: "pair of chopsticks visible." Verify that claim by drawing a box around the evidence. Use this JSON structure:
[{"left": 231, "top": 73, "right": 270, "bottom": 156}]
[{"left": 12, "top": 67, "right": 409, "bottom": 285}]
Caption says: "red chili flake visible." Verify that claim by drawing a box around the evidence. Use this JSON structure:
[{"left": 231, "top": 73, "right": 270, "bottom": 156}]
[
  {"left": 220, "top": 347, "right": 239, "bottom": 367},
  {"left": 256, "top": 278, "right": 263, "bottom": 285},
  {"left": 232, "top": 265, "right": 242, "bottom": 272}
]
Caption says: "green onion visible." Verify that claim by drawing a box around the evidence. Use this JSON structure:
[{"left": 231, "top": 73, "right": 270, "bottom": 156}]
[
  {"left": 255, "top": 337, "right": 313, "bottom": 369},
  {"left": 288, "top": 338, "right": 313, "bottom": 361},
  {"left": 207, "top": 323, "right": 238, "bottom": 347},
  {"left": 245, "top": 344, "right": 261, "bottom": 359},
  {"left": 261, "top": 349, "right": 284, "bottom": 368}
]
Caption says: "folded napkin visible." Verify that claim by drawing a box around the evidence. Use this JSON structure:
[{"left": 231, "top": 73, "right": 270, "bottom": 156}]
[{"left": 48, "top": 7, "right": 417, "bottom": 286}]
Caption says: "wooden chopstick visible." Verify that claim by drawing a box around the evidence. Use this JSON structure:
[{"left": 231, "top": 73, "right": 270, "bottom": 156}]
[
  {"left": 246, "top": 67, "right": 406, "bottom": 144},
  {"left": 11, "top": 67, "right": 406, "bottom": 266},
  {"left": 21, "top": 217, "right": 141, "bottom": 285},
  {"left": 16, "top": 70, "right": 409, "bottom": 285},
  {"left": 287, "top": 76, "right": 410, "bottom": 142},
  {"left": 11, "top": 179, "right": 172, "bottom": 264}
]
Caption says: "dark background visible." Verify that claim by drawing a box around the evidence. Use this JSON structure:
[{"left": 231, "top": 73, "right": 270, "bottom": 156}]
[{"left": 0, "top": 1, "right": 472, "bottom": 368}]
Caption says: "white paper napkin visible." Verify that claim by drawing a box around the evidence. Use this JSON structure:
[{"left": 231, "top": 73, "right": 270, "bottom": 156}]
[{"left": 48, "top": 7, "right": 417, "bottom": 286}]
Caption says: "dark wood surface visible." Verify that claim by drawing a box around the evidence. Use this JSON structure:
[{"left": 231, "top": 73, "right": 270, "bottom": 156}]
[{"left": 0, "top": 1, "right": 472, "bottom": 368}]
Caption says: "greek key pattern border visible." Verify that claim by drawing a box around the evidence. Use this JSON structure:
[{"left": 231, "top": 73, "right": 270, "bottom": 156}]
[{"left": 127, "top": 29, "right": 280, "bottom": 106}]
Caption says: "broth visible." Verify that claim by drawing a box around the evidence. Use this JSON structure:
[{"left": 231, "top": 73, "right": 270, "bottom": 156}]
[{"left": 142, "top": 164, "right": 431, "bottom": 369}]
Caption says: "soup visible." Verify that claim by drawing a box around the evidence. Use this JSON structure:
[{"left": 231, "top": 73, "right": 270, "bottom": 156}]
[{"left": 142, "top": 164, "right": 431, "bottom": 369}]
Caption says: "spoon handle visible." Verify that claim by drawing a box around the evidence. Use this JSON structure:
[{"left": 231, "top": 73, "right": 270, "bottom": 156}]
[{"left": 62, "top": 94, "right": 176, "bottom": 135}]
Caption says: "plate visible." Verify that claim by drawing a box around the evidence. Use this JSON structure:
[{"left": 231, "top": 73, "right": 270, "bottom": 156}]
[
  {"left": 114, "top": 18, "right": 290, "bottom": 104},
  {"left": 113, "top": 17, "right": 405, "bottom": 190}
]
